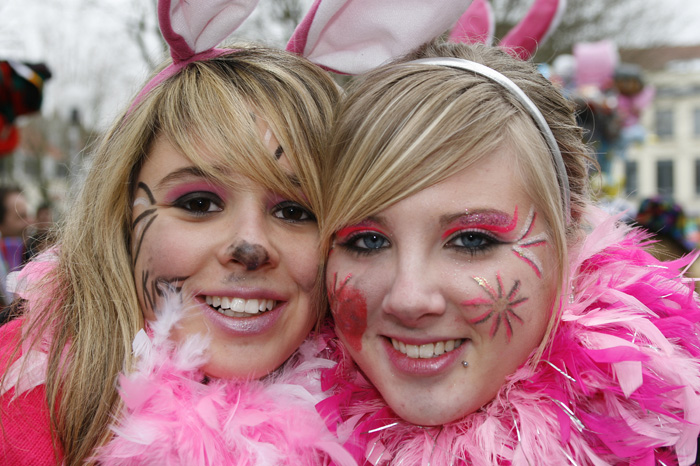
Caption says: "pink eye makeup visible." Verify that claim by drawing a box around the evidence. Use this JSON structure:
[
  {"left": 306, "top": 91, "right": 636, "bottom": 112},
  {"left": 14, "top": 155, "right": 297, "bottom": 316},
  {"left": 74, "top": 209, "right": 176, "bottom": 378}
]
[
  {"left": 441, "top": 207, "right": 519, "bottom": 240},
  {"left": 335, "top": 220, "right": 390, "bottom": 255},
  {"left": 335, "top": 220, "right": 387, "bottom": 242}
]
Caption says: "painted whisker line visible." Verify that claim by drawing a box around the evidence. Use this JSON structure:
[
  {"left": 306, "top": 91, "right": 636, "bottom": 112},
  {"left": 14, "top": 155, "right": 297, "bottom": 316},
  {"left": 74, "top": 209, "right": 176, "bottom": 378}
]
[
  {"left": 137, "top": 181, "right": 156, "bottom": 204},
  {"left": 132, "top": 208, "right": 157, "bottom": 229},
  {"left": 132, "top": 214, "right": 157, "bottom": 267}
]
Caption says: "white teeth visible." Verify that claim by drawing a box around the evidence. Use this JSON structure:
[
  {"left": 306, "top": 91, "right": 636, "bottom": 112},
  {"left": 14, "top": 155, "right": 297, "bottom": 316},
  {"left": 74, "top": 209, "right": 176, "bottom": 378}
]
[
  {"left": 391, "top": 338, "right": 464, "bottom": 359},
  {"left": 206, "top": 296, "right": 276, "bottom": 317},
  {"left": 232, "top": 298, "right": 245, "bottom": 312},
  {"left": 244, "top": 299, "right": 259, "bottom": 314},
  {"left": 434, "top": 341, "right": 445, "bottom": 356}
]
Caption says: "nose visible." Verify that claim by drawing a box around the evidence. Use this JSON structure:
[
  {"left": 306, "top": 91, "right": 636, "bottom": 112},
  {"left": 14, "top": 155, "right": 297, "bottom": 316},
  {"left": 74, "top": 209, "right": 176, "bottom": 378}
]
[
  {"left": 381, "top": 254, "right": 446, "bottom": 325},
  {"left": 217, "top": 206, "right": 279, "bottom": 271}
]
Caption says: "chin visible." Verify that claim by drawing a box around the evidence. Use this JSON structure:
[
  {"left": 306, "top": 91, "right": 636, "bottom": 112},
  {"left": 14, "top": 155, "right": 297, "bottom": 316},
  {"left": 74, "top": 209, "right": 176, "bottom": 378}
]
[
  {"left": 203, "top": 359, "right": 279, "bottom": 381},
  {"left": 394, "top": 405, "right": 474, "bottom": 426}
]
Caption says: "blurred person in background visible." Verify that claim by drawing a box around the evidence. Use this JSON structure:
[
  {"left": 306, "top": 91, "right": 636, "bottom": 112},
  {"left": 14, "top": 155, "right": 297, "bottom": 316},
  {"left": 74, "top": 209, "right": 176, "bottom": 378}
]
[
  {"left": 23, "top": 201, "right": 54, "bottom": 263},
  {"left": 635, "top": 195, "right": 700, "bottom": 286},
  {"left": 0, "top": 185, "right": 31, "bottom": 306}
]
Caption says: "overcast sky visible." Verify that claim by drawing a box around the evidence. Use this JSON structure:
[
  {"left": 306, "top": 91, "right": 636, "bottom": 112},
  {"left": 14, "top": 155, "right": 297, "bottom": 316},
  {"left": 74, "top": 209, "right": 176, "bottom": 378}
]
[{"left": 2, "top": 0, "right": 700, "bottom": 130}]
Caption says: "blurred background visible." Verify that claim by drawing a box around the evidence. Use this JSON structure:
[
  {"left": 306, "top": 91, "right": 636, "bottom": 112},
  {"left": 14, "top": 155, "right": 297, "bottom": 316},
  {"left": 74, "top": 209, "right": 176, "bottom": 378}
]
[{"left": 2, "top": 0, "right": 700, "bottom": 250}]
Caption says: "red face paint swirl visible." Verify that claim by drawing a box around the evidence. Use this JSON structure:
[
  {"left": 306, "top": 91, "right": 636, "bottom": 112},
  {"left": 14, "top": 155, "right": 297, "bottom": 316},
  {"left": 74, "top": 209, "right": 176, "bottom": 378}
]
[{"left": 328, "top": 273, "right": 367, "bottom": 352}]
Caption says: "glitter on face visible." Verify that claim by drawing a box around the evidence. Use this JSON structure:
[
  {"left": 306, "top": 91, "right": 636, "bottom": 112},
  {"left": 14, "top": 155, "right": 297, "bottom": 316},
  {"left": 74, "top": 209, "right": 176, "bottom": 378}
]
[
  {"left": 511, "top": 206, "right": 548, "bottom": 278},
  {"left": 441, "top": 207, "right": 519, "bottom": 240}
]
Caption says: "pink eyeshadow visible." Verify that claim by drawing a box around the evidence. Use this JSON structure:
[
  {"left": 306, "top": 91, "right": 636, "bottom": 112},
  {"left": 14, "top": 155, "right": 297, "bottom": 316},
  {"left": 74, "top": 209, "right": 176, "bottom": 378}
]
[
  {"left": 441, "top": 208, "right": 518, "bottom": 240},
  {"left": 335, "top": 221, "right": 386, "bottom": 241},
  {"left": 163, "top": 182, "right": 226, "bottom": 203}
]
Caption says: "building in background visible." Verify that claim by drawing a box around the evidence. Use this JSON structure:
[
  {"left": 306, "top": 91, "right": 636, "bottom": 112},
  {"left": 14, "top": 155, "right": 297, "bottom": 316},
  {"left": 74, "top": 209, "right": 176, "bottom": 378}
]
[{"left": 620, "top": 45, "right": 700, "bottom": 215}]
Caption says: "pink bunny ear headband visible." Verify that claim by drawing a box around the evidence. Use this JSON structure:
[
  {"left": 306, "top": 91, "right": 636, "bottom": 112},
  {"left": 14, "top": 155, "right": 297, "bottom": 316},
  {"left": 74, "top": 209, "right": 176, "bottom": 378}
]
[
  {"left": 133, "top": 0, "right": 569, "bottom": 217},
  {"left": 130, "top": 0, "right": 474, "bottom": 112}
]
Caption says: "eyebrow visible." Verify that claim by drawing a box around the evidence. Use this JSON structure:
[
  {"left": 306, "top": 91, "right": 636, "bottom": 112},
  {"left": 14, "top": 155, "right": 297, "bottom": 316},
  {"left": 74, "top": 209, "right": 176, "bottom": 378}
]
[{"left": 155, "top": 166, "right": 218, "bottom": 190}]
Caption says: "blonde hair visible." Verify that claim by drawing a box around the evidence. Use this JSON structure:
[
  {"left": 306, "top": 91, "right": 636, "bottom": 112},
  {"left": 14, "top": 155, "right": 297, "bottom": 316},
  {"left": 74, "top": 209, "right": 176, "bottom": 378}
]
[
  {"left": 322, "top": 42, "right": 592, "bottom": 360},
  {"left": 2, "top": 43, "right": 339, "bottom": 465}
]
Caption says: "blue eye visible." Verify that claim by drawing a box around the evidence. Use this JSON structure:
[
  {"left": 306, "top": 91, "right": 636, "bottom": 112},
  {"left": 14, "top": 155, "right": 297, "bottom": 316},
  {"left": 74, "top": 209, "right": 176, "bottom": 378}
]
[
  {"left": 339, "top": 232, "right": 390, "bottom": 255},
  {"left": 174, "top": 193, "right": 223, "bottom": 216},
  {"left": 446, "top": 231, "right": 500, "bottom": 255},
  {"left": 272, "top": 201, "right": 316, "bottom": 223}
]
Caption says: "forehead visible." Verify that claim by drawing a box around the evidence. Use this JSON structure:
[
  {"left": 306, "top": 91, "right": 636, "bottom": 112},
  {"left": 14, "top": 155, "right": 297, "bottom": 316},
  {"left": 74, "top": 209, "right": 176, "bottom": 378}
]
[{"left": 382, "top": 146, "right": 531, "bottom": 222}]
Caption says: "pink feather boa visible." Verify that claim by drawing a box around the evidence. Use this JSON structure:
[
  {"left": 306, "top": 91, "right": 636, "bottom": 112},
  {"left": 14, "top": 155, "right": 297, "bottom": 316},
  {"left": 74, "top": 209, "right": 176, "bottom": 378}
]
[
  {"left": 94, "top": 296, "right": 356, "bottom": 466},
  {"left": 318, "top": 209, "right": 700, "bottom": 465}
]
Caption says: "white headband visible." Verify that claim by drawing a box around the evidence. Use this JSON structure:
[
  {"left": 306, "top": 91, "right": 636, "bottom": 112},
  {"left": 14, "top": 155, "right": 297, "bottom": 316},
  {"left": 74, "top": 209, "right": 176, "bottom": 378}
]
[{"left": 407, "top": 57, "right": 571, "bottom": 223}]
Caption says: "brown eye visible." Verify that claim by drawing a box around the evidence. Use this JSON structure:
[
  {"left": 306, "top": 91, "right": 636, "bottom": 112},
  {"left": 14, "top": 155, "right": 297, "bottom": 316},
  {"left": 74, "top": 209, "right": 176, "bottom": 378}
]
[
  {"left": 186, "top": 198, "right": 214, "bottom": 213},
  {"left": 173, "top": 192, "right": 223, "bottom": 216},
  {"left": 273, "top": 201, "right": 315, "bottom": 223}
]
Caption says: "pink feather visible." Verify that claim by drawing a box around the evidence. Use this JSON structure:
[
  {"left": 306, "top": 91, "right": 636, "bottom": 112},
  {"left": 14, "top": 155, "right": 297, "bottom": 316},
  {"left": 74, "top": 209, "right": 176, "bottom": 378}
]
[{"left": 94, "top": 296, "right": 355, "bottom": 466}]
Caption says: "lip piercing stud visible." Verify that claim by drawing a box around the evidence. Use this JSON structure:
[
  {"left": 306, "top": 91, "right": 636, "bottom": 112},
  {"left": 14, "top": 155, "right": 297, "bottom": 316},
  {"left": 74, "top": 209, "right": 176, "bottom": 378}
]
[{"left": 462, "top": 361, "right": 469, "bottom": 368}]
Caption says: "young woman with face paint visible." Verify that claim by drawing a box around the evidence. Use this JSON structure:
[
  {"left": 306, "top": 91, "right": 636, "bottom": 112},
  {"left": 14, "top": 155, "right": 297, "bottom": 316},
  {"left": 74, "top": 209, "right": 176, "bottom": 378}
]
[
  {"left": 320, "top": 41, "right": 700, "bottom": 465},
  {"left": 0, "top": 44, "right": 355, "bottom": 466}
]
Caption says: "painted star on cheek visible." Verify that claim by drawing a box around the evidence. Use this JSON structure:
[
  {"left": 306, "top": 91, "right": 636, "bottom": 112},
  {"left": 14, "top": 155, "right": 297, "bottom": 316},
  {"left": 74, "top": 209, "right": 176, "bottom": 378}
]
[
  {"left": 463, "top": 273, "right": 528, "bottom": 342},
  {"left": 328, "top": 273, "right": 367, "bottom": 352},
  {"left": 511, "top": 206, "right": 548, "bottom": 278}
]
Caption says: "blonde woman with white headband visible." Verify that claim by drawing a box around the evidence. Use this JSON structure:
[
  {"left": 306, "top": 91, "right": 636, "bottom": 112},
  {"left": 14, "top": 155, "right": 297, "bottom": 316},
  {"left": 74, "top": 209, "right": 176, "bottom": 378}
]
[{"left": 319, "top": 40, "right": 700, "bottom": 466}]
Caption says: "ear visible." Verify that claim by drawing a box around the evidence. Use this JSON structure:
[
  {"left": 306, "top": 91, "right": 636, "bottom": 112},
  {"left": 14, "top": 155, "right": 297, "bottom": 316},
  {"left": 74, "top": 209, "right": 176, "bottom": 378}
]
[
  {"left": 159, "top": 0, "right": 260, "bottom": 62},
  {"left": 287, "top": 0, "right": 474, "bottom": 75},
  {"left": 499, "top": 0, "right": 566, "bottom": 60},
  {"left": 448, "top": 0, "right": 495, "bottom": 46}
]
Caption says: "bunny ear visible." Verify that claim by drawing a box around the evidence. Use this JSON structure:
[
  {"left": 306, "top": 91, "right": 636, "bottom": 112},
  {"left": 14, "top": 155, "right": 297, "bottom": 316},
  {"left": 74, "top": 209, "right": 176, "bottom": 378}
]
[
  {"left": 499, "top": 0, "right": 566, "bottom": 60},
  {"left": 129, "top": 0, "right": 260, "bottom": 113},
  {"left": 160, "top": 0, "right": 260, "bottom": 62},
  {"left": 287, "top": 0, "right": 474, "bottom": 75},
  {"left": 448, "top": 0, "right": 495, "bottom": 46}
]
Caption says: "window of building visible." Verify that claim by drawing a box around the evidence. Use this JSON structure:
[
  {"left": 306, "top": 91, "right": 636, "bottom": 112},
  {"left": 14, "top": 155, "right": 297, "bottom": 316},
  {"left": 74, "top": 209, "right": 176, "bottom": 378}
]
[
  {"left": 657, "top": 159, "right": 674, "bottom": 195},
  {"left": 694, "top": 108, "right": 700, "bottom": 137},
  {"left": 625, "top": 160, "right": 638, "bottom": 196},
  {"left": 655, "top": 109, "right": 674, "bottom": 140}
]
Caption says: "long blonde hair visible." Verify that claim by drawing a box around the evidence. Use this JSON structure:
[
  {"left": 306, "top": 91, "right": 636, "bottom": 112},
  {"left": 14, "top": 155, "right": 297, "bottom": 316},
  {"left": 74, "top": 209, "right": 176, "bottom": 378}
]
[
  {"left": 322, "top": 42, "right": 592, "bottom": 359},
  {"left": 2, "top": 43, "right": 339, "bottom": 465}
]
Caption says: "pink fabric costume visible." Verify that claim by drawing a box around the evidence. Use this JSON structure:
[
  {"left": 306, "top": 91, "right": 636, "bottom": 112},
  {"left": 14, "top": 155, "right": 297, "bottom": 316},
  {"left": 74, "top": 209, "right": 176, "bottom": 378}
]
[
  {"left": 319, "top": 209, "right": 700, "bottom": 466},
  {"left": 0, "top": 319, "right": 60, "bottom": 465}
]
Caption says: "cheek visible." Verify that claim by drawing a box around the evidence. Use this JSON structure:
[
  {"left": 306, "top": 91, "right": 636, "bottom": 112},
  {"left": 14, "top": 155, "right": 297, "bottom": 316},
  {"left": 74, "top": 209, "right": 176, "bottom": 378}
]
[{"left": 281, "top": 233, "right": 319, "bottom": 293}]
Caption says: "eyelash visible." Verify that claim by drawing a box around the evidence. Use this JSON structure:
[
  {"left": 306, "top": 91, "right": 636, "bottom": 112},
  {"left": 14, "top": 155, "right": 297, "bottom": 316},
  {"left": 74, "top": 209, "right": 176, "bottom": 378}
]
[
  {"left": 337, "top": 231, "right": 390, "bottom": 256},
  {"left": 271, "top": 200, "right": 316, "bottom": 223},
  {"left": 172, "top": 192, "right": 223, "bottom": 216},
  {"left": 444, "top": 229, "right": 503, "bottom": 256}
]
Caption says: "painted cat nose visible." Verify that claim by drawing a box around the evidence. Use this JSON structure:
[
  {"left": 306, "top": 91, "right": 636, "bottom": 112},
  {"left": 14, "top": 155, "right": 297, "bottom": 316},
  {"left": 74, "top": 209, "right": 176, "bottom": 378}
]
[{"left": 227, "top": 240, "right": 271, "bottom": 270}]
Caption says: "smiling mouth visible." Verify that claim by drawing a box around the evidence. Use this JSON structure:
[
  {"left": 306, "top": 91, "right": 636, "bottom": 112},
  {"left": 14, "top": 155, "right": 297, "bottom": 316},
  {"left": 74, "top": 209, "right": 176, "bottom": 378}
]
[
  {"left": 205, "top": 295, "right": 276, "bottom": 317},
  {"left": 390, "top": 338, "right": 464, "bottom": 359}
]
